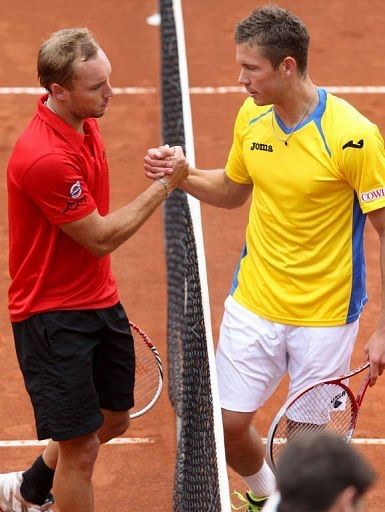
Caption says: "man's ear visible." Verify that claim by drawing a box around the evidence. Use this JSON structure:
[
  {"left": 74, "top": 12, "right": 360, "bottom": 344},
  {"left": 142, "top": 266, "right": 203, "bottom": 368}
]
[
  {"left": 51, "top": 83, "right": 67, "bottom": 101},
  {"left": 331, "top": 486, "right": 361, "bottom": 512},
  {"left": 279, "top": 56, "right": 297, "bottom": 77}
]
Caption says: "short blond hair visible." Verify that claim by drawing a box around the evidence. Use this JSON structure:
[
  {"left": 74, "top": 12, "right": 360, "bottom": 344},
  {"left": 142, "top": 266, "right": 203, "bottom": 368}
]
[{"left": 37, "top": 28, "right": 100, "bottom": 91}]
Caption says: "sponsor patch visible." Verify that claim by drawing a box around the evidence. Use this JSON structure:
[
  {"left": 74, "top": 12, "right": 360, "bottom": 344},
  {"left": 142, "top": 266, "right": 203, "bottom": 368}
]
[
  {"left": 360, "top": 188, "right": 385, "bottom": 203},
  {"left": 61, "top": 196, "right": 87, "bottom": 214},
  {"left": 69, "top": 180, "right": 82, "bottom": 199}
]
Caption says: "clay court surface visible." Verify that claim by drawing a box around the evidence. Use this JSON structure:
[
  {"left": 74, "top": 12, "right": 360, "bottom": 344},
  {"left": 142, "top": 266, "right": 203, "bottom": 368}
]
[{"left": 0, "top": 0, "right": 384, "bottom": 510}]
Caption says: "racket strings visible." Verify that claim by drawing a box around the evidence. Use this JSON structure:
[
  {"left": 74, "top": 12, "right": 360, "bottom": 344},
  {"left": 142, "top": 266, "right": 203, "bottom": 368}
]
[
  {"left": 131, "top": 329, "right": 162, "bottom": 416},
  {"left": 271, "top": 383, "right": 355, "bottom": 465}
]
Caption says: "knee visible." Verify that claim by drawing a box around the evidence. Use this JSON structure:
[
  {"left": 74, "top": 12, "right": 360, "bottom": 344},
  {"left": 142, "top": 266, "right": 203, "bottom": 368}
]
[
  {"left": 59, "top": 434, "right": 100, "bottom": 478},
  {"left": 75, "top": 435, "right": 100, "bottom": 477},
  {"left": 222, "top": 409, "right": 253, "bottom": 440},
  {"left": 99, "top": 411, "right": 130, "bottom": 444},
  {"left": 112, "top": 414, "right": 130, "bottom": 437}
]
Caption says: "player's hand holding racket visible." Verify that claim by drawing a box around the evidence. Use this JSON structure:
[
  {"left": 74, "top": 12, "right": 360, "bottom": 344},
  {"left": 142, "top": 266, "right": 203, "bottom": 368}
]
[
  {"left": 129, "top": 321, "right": 163, "bottom": 419},
  {"left": 266, "top": 362, "right": 370, "bottom": 472},
  {"left": 364, "top": 330, "right": 385, "bottom": 386}
]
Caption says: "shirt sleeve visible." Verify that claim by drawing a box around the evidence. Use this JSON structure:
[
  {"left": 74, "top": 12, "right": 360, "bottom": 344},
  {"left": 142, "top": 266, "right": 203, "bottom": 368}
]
[
  {"left": 21, "top": 152, "right": 97, "bottom": 224},
  {"left": 340, "top": 122, "right": 385, "bottom": 214}
]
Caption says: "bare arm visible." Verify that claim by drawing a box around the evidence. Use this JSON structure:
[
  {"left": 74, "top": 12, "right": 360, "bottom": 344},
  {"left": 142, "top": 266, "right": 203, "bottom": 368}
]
[
  {"left": 144, "top": 145, "right": 252, "bottom": 209},
  {"left": 60, "top": 147, "right": 188, "bottom": 257},
  {"left": 365, "top": 206, "right": 385, "bottom": 385},
  {"left": 181, "top": 166, "right": 252, "bottom": 209}
]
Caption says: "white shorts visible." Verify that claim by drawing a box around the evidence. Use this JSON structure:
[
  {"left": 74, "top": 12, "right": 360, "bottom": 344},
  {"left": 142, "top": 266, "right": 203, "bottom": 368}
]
[{"left": 216, "top": 296, "right": 359, "bottom": 412}]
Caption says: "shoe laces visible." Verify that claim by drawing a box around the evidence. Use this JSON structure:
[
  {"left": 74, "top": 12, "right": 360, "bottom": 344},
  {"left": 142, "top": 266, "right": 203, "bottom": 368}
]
[{"left": 231, "top": 490, "right": 267, "bottom": 511}]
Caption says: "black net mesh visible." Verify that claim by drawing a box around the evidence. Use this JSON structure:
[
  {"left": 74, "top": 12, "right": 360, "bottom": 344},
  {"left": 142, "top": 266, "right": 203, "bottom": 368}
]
[{"left": 159, "top": 1, "right": 222, "bottom": 510}]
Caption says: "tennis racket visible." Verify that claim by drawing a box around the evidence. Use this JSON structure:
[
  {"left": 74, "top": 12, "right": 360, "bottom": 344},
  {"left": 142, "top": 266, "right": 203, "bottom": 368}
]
[
  {"left": 266, "top": 362, "right": 370, "bottom": 472},
  {"left": 129, "top": 321, "right": 163, "bottom": 418}
]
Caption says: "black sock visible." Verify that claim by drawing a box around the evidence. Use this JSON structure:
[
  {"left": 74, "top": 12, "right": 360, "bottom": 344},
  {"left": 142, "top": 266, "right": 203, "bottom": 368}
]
[{"left": 20, "top": 455, "right": 55, "bottom": 506}]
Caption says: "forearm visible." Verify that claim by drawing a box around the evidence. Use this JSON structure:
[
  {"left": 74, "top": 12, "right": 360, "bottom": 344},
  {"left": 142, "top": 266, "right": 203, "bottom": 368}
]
[
  {"left": 100, "top": 180, "right": 167, "bottom": 253},
  {"left": 377, "top": 234, "right": 385, "bottom": 329},
  {"left": 365, "top": 208, "right": 385, "bottom": 383},
  {"left": 143, "top": 144, "right": 251, "bottom": 207},
  {"left": 181, "top": 166, "right": 248, "bottom": 209},
  {"left": 61, "top": 180, "right": 167, "bottom": 257}
]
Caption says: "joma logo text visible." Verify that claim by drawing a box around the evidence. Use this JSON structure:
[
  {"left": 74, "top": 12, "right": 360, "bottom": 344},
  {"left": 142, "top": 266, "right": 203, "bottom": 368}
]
[{"left": 250, "top": 142, "right": 273, "bottom": 152}]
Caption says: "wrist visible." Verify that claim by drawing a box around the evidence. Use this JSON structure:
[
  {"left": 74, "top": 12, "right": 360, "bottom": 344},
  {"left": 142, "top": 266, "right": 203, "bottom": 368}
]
[{"left": 156, "top": 177, "right": 169, "bottom": 199}]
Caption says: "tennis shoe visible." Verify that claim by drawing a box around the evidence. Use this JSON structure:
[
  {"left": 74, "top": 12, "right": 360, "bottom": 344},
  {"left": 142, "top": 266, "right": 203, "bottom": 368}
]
[
  {"left": 232, "top": 490, "right": 269, "bottom": 511},
  {"left": 0, "top": 471, "right": 54, "bottom": 511}
]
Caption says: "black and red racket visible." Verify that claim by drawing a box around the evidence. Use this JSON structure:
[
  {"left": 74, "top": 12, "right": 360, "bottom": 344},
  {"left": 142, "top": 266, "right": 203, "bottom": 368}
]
[
  {"left": 266, "top": 362, "right": 370, "bottom": 472},
  {"left": 129, "top": 321, "right": 163, "bottom": 419}
]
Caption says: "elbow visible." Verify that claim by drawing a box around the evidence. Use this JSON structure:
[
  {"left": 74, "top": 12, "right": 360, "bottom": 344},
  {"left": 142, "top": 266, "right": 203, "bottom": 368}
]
[
  {"left": 226, "top": 202, "right": 242, "bottom": 210},
  {"left": 87, "top": 239, "right": 115, "bottom": 258},
  {"left": 91, "top": 247, "right": 111, "bottom": 258},
  {"left": 224, "top": 197, "right": 247, "bottom": 210},
  {"left": 86, "top": 229, "right": 130, "bottom": 257},
  {"left": 60, "top": 214, "right": 119, "bottom": 257}
]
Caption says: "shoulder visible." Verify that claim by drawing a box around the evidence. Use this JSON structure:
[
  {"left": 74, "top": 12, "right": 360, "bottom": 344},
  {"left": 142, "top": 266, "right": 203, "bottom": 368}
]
[
  {"left": 325, "top": 91, "right": 377, "bottom": 133},
  {"left": 234, "top": 97, "right": 272, "bottom": 131},
  {"left": 8, "top": 140, "right": 79, "bottom": 187},
  {"left": 321, "top": 91, "right": 383, "bottom": 154}
]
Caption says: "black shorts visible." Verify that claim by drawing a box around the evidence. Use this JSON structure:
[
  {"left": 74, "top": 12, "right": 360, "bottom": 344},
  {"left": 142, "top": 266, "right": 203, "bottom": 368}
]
[{"left": 12, "top": 303, "right": 135, "bottom": 441}]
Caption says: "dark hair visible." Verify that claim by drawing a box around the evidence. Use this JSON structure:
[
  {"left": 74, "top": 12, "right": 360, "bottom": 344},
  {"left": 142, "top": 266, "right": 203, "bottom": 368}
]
[
  {"left": 38, "top": 28, "right": 100, "bottom": 92},
  {"left": 276, "top": 432, "right": 375, "bottom": 512},
  {"left": 235, "top": 5, "right": 310, "bottom": 76}
]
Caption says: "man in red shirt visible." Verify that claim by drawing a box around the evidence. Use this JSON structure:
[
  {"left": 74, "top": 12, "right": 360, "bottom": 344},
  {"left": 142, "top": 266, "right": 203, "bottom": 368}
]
[{"left": 2, "top": 28, "right": 187, "bottom": 512}]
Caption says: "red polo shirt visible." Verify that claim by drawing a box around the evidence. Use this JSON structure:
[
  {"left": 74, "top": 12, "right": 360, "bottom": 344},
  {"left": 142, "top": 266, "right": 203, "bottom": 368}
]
[{"left": 7, "top": 95, "right": 119, "bottom": 321}]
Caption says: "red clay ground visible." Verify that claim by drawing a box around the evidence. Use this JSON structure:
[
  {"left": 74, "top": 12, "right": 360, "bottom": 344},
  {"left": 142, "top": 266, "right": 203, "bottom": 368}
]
[{"left": 0, "top": 1, "right": 384, "bottom": 510}]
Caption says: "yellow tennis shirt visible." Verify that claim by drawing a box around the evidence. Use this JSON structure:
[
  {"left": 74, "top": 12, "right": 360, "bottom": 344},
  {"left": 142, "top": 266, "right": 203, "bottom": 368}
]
[{"left": 226, "top": 88, "right": 385, "bottom": 326}]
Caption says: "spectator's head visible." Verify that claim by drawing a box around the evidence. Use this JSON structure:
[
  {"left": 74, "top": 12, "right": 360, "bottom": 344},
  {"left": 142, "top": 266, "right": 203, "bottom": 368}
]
[{"left": 276, "top": 432, "right": 375, "bottom": 512}]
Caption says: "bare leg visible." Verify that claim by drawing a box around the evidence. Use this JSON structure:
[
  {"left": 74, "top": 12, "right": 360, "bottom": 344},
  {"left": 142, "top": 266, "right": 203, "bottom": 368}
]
[
  {"left": 98, "top": 409, "right": 130, "bottom": 444},
  {"left": 54, "top": 432, "right": 100, "bottom": 512},
  {"left": 41, "top": 440, "right": 58, "bottom": 471},
  {"left": 222, "top": 409, "right": 265, "bottom": 476},
  {"left": 40, "top": 408, "right": 130, "bottom": 470},
  {"left": 42, "top": 410, "right": 130, "bottom": 511}
]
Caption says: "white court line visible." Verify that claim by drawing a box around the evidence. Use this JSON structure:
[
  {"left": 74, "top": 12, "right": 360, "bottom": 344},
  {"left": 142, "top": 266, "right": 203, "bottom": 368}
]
[
  {"left": 189, "top": 85, "right": 385, "bottom": 95},
  {"left": 262, "top": 437, "right": 385, "bottom": 445},
  {"left": 0, "top": 87, "right": 156, "bottom": 95},
  {"left": 0, "top": 437, "right": 154, "bottom": 447},
  {"left": 0, "top": 437, "right": 383, "bottom": 448},
  {"left": 1, "top": 86, "right": 385, "bottom": 95}
]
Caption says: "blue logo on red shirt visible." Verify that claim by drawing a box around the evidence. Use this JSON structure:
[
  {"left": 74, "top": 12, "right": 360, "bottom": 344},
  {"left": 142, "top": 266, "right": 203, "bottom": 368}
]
[{"left": 69, "top": 180, "right": 82, "bottom": 199}]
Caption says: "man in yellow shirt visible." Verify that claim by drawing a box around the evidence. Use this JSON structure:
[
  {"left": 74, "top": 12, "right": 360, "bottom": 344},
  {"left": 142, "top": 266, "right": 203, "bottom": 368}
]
[{"left": 144, "top": 5, "right": 385, "bottom": 510}]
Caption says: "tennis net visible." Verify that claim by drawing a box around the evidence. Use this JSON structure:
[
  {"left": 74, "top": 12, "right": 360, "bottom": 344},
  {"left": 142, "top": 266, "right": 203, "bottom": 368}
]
[{"left": 159, "top": 0, "right": 231, "bottom": 510}]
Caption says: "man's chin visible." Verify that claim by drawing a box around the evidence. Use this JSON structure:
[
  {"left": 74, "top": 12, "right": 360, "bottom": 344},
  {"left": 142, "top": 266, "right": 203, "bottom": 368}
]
[
  {"left": 251, "top": 96, "right": 269, "bottom": 107},
  {"left": 93, "top": 110, "right": 106, "bottom": 119}
]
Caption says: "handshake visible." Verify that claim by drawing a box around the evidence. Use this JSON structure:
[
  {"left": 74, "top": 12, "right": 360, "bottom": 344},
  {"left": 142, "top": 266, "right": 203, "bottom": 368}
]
[{"left": 144, "top": 145, "right": 189, "bottom": 196}]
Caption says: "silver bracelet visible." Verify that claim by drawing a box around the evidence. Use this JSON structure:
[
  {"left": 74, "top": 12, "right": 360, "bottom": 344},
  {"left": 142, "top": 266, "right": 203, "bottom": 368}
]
[{"left": 156, "top": 177, "right": 169, "bottom": 199}]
